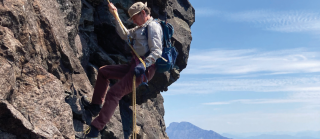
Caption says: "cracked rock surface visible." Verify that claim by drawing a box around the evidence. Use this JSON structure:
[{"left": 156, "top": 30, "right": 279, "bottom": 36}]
[{"left": 0, "top": 0, "right": 194, "bottom": 138}]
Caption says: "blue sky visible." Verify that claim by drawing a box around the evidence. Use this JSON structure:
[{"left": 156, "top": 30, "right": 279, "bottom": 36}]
[{"left": 163, "top": 0, "right": 320, "bottom": 134}]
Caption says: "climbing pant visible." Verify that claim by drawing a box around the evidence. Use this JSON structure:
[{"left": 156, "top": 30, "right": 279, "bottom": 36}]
[{"left": 90, "top": 58, "right": 156, "bottom": 131}]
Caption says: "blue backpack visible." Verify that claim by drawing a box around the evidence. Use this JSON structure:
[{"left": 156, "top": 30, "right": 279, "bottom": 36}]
[{"left": 145, "top": 19, "right": 178, "bottom": 73}]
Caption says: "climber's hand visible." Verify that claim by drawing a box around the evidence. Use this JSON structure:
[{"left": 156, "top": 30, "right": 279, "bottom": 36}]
[
  {"left": 134, "top": 63, "right": 146, "bottom": 77},
  {"left": 108, "top": 3, "right": 117, "bottom": 13}
]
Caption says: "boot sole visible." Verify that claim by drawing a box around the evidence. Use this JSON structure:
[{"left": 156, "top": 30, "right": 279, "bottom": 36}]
[{"left": 80, "top": 96, "right": 100, "bottom": 117}]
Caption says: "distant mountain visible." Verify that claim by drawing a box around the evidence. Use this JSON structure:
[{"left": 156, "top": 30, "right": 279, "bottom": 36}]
[{"left": 166, "top": 122, "right": 230, "bottom": 139}]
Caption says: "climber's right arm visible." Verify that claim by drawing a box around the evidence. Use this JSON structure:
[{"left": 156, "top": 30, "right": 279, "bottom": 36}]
[{"left": 108, "top": 3, "right": 134, "bottom": 40}]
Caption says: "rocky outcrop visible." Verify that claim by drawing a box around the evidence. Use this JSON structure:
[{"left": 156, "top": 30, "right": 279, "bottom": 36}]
[{"left": 0, "top": 0, "right": 194, "bottom": 138}]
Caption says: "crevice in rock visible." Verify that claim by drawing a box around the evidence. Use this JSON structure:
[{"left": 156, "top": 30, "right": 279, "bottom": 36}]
[{"left": 5, "top": 89, "right": 14, "bottom": 103}]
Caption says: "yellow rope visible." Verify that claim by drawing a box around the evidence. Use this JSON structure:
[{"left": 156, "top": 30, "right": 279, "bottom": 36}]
[
  {"left": 107, "top": 1, "right": 143, "bottom": 138},
  {"left": 107, "top": 0, "right": 146, "bottom": 68},
  {"left": 132, "top": 75, "right": 136, "bottom": 139}
]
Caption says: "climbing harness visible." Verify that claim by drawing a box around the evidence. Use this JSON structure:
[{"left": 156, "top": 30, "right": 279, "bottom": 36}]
[{"left": 107, "top": 0, "right": 145, "bottom": 138}]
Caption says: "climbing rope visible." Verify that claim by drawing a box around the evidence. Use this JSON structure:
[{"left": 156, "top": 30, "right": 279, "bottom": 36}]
[
  {"left": 107, "top": 0, "right": 146, "bottom": 138},
  {"left": 132, "top": 75, "right": 137, "bottom": 139}
]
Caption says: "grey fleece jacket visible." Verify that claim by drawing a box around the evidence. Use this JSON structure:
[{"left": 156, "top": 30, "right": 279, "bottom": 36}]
[{"left": 114, "top": 17, "right": 163, "bottom": 67}]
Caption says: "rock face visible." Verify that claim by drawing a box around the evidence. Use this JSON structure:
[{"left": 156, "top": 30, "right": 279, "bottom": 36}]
[{"left": 0, "top": 0, "right": 194, "bottom": 138}]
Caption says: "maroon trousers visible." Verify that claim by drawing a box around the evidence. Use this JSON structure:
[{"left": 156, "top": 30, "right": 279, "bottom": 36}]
[{"left": 90, "top": 58, "right": 156, "bottom": 131}]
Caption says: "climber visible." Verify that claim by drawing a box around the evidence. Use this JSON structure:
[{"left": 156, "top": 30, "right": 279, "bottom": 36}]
[{"left": 82, "top": 1, "right": 163, "bottom": 138}]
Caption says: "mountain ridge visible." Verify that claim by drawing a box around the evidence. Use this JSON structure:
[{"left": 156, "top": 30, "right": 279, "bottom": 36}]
[{"left": 167, "top": 122, "right": 230, "bottom": 139}]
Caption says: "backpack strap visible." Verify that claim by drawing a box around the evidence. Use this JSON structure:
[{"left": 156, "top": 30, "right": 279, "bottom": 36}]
[
  {"left": 161, "top": 21, "right": 170, "bottom": 48},
  {"left": 144, "top": 19, "right": 171, "bottom": 48},
  {"left": 143, "top": 18, "right": 160, "bottom": 57},
  {"left": 143, "top": 18, "right": 159, "bottom": 41}
]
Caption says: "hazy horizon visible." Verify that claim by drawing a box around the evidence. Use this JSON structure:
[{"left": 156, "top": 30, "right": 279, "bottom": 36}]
[{"left": 167, "top": 121, "right": 320, "bottom": 139}]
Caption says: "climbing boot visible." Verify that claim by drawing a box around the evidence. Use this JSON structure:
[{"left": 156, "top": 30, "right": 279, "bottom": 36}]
[
  {"left": 83, "top": 109, "right": 93, "bottom": 125},
  {"left": 81, "top": 96, "right": 101, "bottom": 117},
  {"left": 84, "top": 125, "right": 100, "bottom": 139}
]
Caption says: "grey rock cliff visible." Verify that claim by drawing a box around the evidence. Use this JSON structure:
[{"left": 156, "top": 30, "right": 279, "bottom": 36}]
[{"left": 0, "top": 0, "right": 194, "bottom": 138}]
